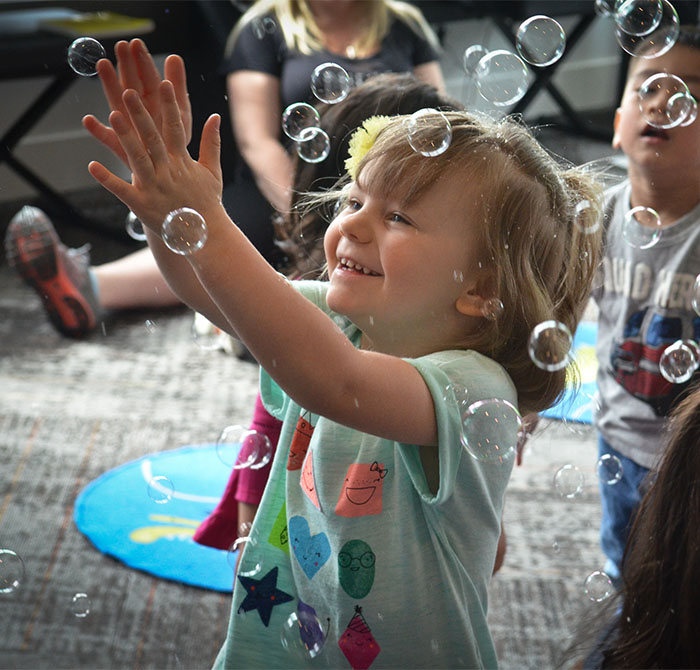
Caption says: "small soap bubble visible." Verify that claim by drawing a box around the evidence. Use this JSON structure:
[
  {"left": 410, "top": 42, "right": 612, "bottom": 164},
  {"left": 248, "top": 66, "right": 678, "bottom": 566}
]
[
  {"left": 667, "top": 92, "right": 695, "bottom": 127},
  {"left": 125, "top": 211, "right": 147, "bottom": 241},
  {"left": 461, "top": 398, "right": 523, "bottom": 463},
  {"left": 406, "top": 108, "right": 452, "bottom": 157},
  {"left": 615, "top": 0, "right": 663, "bottom": 36},
  {"left": 679, "top": 95, "right": 698, "bottom": 127},
  {"left": 162, "top": 208, "right": 207, "bottom": 256},
  {"left": 443, "top": 382, "right": 469, "bottom": 414},
  {"left": 515, "top": 15, "right": 566, "bottom": 67},
  {"left": 573, "top": 199, "right": 600, "bottom": 235},
  {"left": 482, "top": 297, "right": 504, "bottom": 321},
  {"left": 475, "top": 50, "right": 529, "bottom": 107},
  {"left": 553, "top": 464, "right": 584, "bottom": 498},
  {"left": 552, "top": 541, "right": 561, "bottom": 553},
  {"left": 147, "top": 475, "right": 174, "bottom": 504},
  {"left": 584, "top": 570, "right": 614, "bottom": 602},
  {"left": 144, "top": 319, "right": 157, "bottom": 334},
  {"left": 227, "top": 536, "right": 251, "bottom": 570},
  {"left": 67, "top": 37, "right": 106, "bottom": 76},
  {"left": 251, "top": 15, "right": 276, "bottom": 38},
  {"left": 216, "top": 425, "right": 247, "bottom": 468},
  {"left": 238, "top": 522, "right": 253, "bottom": 537},
  {"left": 280, "top": 606, "right": 328, "bottom": 659},
  {"left": 692, "top": 275, "right": 700, "bottom": 316},
  {"left": 235, "top": 536, "right": 264, "bottom": 578},
  {"left": 528, "top": 320, "right": 573, "bottom": 372},
  {"left": 405, "top": 108, "right": 452, "bottom": 157},
  {"left": 249, "top": 432, "right": 274, "bottom": 470},
  {"left": 622, "top": 206, "right": 661, "bottom": 249},
  {"left": 659, "top": 340, "right": 697, "bottom": 383},
  {"left": 282, "top": 103, "right": 321, "bottom": 141},
  {"left": 191, "top": 315, "right": 224, "bottom": 351},
  {"left": 70, "top": 592, "right": 92, "bottom": 618},
  {"left": 311, "top": 62, "right": 351, "bottom": 104},
  {"left": 296, "top": 127, "right": 331, "bottom": 163},
  {"left": 638, "top": 73, "right": 691, "bottom": 129},
  {"left": 0, "top": 549, "right": 25, "bottom": 594},
  {"left": 595, "top": 0, "right": 616, "bottom": 16},
  {"left": 597, "top": 454, "right": 623, "bottom": 485},
  {"left": 462, "top": 44, "right": 489, "bottom": 76},
  {"left": 615, "top": 0, "right": 679, "bottom": 58}
]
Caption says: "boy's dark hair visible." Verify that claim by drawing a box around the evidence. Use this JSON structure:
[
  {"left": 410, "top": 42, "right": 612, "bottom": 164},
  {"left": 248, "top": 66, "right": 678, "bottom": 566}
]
[
  {"left": 625, "top": 24, "right": 700, "bottom": 78},
  {"left": 275, "top": 73, "right": 463, "bottom": 276}
]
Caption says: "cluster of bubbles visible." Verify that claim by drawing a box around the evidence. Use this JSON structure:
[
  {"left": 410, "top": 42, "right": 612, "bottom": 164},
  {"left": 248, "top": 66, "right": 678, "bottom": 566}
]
[
  {"left": 281, "top": 62, "right": 351, "bottom": 164},
  {"left": 215, "top": 425, "right": 274, "bottom": 470},
  {"left": 161, "top": 207, "right": 208, "bottom": 256},
  {"left": 638, "top": 73, "right": 697, "bottom": 130},
  {"left": 67, "top": 37, "right": 106, "bottom": 77}
]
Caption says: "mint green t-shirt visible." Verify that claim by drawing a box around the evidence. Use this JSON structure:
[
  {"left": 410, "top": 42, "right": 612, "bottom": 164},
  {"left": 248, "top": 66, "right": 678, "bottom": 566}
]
[{"left": 213, "top": 281, "right": 517, "bottom": 669}]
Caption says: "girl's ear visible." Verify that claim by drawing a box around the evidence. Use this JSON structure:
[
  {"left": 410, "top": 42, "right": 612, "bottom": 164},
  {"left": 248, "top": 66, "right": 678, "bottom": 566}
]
[
  {"left": 455, "top": 291, "right": 487, "bottom": 318},
  {"left": 612, "top": 107, "right": 623, "bottom": 150}
]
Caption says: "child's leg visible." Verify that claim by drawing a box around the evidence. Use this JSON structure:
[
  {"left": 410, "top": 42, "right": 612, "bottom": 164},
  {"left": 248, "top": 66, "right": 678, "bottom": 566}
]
[
  {"left": 597, "top": 436, "right": 649, "bottom": 585},
  {"left": 193, "top": 393, "right": 280, "bottom": 550}
]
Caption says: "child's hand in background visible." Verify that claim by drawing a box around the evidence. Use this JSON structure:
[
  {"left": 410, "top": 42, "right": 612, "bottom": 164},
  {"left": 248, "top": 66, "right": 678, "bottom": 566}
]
[
  {"left": 83, "top": 40, "right": 192, "bottom": 168},
  {"left": 87, "top": 81, "right": 222, "bottom": 234}
]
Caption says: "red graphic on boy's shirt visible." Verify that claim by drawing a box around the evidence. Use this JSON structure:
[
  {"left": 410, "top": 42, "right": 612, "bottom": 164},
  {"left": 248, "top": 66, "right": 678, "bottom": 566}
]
[
  {"left": 338, "top": 605, "right": 381, "bottom": 669},
  {"left": 301, "top": 448, "right": 321, "bottom": 510},
  {"left": 287, "top": 415, "right": 313, "bottom": 471},
  {"left": 335, "top": 462, "right": 386, "bottom": 518}
]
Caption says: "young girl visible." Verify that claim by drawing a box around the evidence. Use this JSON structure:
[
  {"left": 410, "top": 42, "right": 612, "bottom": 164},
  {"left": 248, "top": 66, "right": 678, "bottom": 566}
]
[{"left": 87, "top": 78, "right": 602, "bottom": 667}]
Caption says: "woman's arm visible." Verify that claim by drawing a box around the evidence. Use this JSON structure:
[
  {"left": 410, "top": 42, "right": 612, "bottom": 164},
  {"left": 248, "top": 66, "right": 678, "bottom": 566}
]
[{"left": 227, "top": 71, "right": 294, "bottom": 214}]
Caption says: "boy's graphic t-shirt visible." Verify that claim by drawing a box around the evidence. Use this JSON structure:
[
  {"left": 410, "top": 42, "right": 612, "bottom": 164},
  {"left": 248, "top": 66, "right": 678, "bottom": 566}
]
[
  {"left": 594, "top": 181, "right": 700, "bottom": 469},
  {"left": 213, "top": 281, "right": 517, "bottom": 669}
]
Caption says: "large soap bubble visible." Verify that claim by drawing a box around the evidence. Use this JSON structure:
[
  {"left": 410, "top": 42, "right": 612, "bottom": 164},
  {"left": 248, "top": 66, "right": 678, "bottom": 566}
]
[
  {"left": 475, "top": 50, "right": 529, "bottom": 107},
  {"left": 614, "top": 0, "right": 663, "bottom": 37},
  {"left": 282, "top": 103, "right": 321, "bottom": 141},
  {"left": 528, "top": 320, "right": 573, "bottom": 372},
  {"left": 67, "top": 37, "right": 106, "bottom": 76},
  {"left": 621, "top": 206, "right": 661, "bottom": 249},
  {"left": 615, "top": 0, "right": 679, "bottom": 58},
  {"left": 297, "top": 127, "right": 331, "bottom": 163},
  {"left": 405, "top": 108, "right": 452, "bottom": 157},
  {"left": 638, "top": 73, "right": 692, "bottom": 129},
  {"left": 515, "top": 15, "right": 566, "bottom": 67},
  {"left": 461, "top": 398, "right": 523, "bottom": 463},
  {"left": 161, "top": 208, "right": 208, "bottom": 256},
  {"left": 311, "top": 62, "right": 351, "bottom": 104}
]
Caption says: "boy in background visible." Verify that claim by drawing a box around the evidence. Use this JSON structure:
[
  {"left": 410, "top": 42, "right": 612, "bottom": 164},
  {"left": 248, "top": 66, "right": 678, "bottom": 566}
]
[{"left": 593, "top": 25, "right": 700, "bottom": 585}]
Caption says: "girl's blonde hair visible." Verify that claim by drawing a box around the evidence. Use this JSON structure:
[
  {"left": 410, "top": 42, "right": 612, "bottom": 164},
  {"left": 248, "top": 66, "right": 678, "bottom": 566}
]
[
  {"left": 314, "top": 111, "right": 604, "bottom": 415},
  {"left": 226, "top": 0, "right": 440, "bottom": 58}
]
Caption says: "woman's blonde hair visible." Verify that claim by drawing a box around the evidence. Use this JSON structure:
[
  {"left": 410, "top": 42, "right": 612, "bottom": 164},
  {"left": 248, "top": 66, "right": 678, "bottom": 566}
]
[
  {"left": 226, "top": 0, "right": 440, "bottom": 58},
  {"left": 310, "top": 111, "right": 604, "bottom": 415}
]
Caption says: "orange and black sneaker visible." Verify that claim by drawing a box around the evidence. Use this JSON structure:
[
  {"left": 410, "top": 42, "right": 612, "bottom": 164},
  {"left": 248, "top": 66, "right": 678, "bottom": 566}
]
[{"left": 5, "top": 206, "right": 99, "bottom": 338}]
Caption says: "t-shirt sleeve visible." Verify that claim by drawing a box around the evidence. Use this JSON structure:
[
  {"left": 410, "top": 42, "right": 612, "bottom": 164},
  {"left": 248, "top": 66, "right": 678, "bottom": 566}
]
[
  {"left": 398, "top": 350, "right": 517, "bottom": 506},
  {"left": 221, "top": 17, "right": 283, "bottom": 77}
]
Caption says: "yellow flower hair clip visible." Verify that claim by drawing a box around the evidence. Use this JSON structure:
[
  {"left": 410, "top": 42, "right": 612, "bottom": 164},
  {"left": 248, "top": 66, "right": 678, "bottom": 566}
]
[{"left": 344, "top": 115, "right": 392, "bottom": 180}]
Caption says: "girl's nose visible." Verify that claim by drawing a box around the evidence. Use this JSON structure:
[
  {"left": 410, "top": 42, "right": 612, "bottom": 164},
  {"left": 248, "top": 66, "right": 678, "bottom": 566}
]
[{"left": 338, "top": 211, "right": 372, "bottom": 243}]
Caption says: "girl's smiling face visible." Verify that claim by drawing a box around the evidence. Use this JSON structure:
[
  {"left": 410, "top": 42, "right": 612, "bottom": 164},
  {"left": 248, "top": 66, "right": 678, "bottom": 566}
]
[{"left": 323, "top": 160, "right": 489, "bottom": 357}]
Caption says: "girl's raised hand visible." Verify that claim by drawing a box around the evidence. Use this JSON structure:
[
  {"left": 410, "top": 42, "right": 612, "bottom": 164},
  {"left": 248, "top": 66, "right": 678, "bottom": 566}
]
[
  {"left": 87, "top": 81, "right": 222, "bottom": 234},
  {"left": 82, "top": 39, "right": 192, "bottom": 166}
]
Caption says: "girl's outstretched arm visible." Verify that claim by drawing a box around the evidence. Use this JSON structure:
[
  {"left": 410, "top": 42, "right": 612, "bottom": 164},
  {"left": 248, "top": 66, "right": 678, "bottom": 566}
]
[{"left": 89, "top": 84, "right": 438, "bottom": 448}]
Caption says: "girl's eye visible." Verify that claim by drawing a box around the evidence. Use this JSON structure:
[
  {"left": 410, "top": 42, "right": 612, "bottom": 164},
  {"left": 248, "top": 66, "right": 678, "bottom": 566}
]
[
  {"left": 347, "top": 199, "right": 361, "bottom": 211},
  {"left": 390, "top": 212, "right": 409, "bottom": 225}
]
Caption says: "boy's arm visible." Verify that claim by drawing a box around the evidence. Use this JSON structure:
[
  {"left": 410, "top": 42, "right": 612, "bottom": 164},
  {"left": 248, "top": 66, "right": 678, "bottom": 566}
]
[{"left": 89, "top": 84, "right": 439, "bottom": 448}]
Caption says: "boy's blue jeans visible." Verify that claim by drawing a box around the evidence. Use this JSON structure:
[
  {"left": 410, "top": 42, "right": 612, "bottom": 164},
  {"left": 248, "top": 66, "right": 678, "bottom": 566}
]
[{"left": 597, "top": 436, "right": 650, "bottom": 585}]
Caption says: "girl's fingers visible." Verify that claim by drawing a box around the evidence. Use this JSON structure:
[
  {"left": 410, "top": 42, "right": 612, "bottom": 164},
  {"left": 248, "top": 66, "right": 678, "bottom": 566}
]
[
  {"left": 164, "top": 55, "right": 192, "bottom": 140},
  {"left": 131, "top": 39, "right": 161, "bottom": 101},
  {"left": 109, "top": 108, "right": 157, "bottom": 179},
  {"left": 88, "top": 160, "right": 136, "bottom": 206},
  {"left": 199, "top": 114, "right": 222, "bottom": 181},
  {"left": 96, "top": 58, "right": 126, "bottom": 114},
  {"left": 159, "top": 81, "right": 188, "bottom": 154},
  {"left": 121, "top": 90, "right": 169, "bottom": 166},
  {"left": 115, "top": 39, "right": 141, "bottom": 95},
  {"left": 82, "top": 115, "right": 129, "bottom": 165}
]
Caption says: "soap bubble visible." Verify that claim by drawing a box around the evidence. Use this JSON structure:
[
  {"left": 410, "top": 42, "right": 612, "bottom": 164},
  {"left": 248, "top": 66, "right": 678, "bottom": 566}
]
[
  {"left": 638, "top": 73, "right": 692, "bottom": 129},
  {"left": 595, "top": 0, "right": 616, "bottom": 17},
  {"left": 482, "top": 297, "right": 504, "bottom": 321},
  {"left": 596, "top": 454, "right": 623, "bottom": 485},
  {"left": 615, "top": 0, "right": 679, "bottom": 58},
  {"left": 463, "top": 44, "right": 489, "bottom": 76},
  {"left": 251, "top": 15, "right": 277, "bottom": 39},
  {"left": 144, "top": 319, "right": 157, "bottom": 334},
  {"left": 406, "top": 108, "right": 452, "bottom": 157},
  {"left": 443, "top": 382, "right": 470, "bottom": 414},
  {"left": 216, "top": 425, "right": 248, "bottom": 468},
  {"left": 216, "top": 426, "right": 269, "bottom": 470},
  {"left": 659, "top": 340, "right": 697, "bottom": 383},
  {"left": 147, "top": 475, "right": 174, "bottom": 504},
  {"left": 679, "top": 96, "right": 698, "bottom": 127},
  {"left": 573, "top": 199, "right": 601, "bottom": 235},
  {"left": 584, "top": 570, "right": 614, "bottom": 602},
  {"left": 311, "top": 62, "right": 351, "bottom": 104},
  {"left": 0, "top": 549, "right": 25, "bottom": 594},
  {"left": 70, "top": 593, "right": 92, "bottom": 618},
  {"left": 461, "top": 398, "right": 523, "bottom": 463},
  {"left": 67, "top": 37, "right": 106, "bottom": 76},
  {"left": 515, "top": 15, "right": 566, "bottom": 67},
  {"left": 621, "top": 206, "right": 661, "bottom": 249},
  {"left": 282, "top": 103, "right": 321, "bottom": 141},
  {"left": 234, "top": 535, "right": 264, "bottom": 578},
  {"left": 161, "top": 208, "right": 207, "bottom": 256},
  {"left": 191, "top": 315, "right": 224, "bottom": 351},
  {"left": 296, "top": 127, "right": 331, "bottom": 163},
  {"left": 125, "top": 211, "right": 147, "bottom": 241},
  {"left": 554, "top": 464, "right": 584, "bottom": 498},
  {"left": 528, "top": 320, "right": 573, "bottom": 372},
  {"left": 692, "top": 275, "right": 700, "bottom": 316},
  {"left": 615, "top": 0, "right": 663, "bottom": 36},
  {"left": 475, "top": 50, "right": 529, "bottom": 107},
  {"left": 281, "top": 606, "right": 328, "bottom": 659},
  {"left": 227, "top": 536, "right": 250, "bottom": 570}
]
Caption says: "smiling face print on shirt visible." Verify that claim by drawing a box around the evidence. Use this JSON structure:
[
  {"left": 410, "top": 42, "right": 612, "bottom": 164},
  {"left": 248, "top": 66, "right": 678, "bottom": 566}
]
[{"left": 335, "top": 462, "right": 387, "bottom": 518}]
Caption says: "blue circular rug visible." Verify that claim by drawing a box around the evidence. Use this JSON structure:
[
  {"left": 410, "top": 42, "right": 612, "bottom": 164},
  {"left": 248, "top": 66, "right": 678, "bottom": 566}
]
[{"left": 74, "top": 443, "right": 240, "bottom": 592}]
